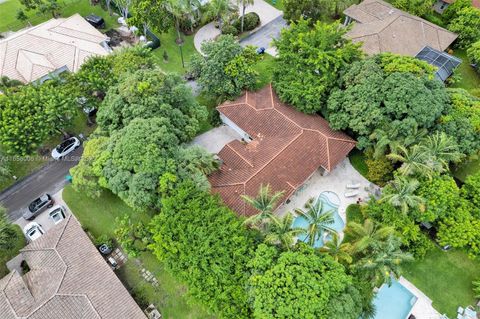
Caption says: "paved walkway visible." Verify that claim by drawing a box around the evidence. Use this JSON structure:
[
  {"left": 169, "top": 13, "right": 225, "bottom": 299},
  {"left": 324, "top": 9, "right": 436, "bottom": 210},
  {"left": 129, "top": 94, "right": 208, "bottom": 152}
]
[{"left": 194, "top": 0, "right": 283, "bottom": 54}]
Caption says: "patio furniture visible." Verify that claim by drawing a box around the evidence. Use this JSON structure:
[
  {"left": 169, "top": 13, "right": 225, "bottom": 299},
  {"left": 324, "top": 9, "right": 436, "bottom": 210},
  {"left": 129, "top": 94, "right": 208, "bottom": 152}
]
[
  {"left": 346, "top": 183, "right": 361, "bottom": 189},
  {"left": 458, "top": 307, "right": 464, "bottom": 314},
  {"left": 344, "top": 191, "right": 359, "bottom": 198},
  {"left": 464, "top": 307, "right": 477, "bottom": 319}
]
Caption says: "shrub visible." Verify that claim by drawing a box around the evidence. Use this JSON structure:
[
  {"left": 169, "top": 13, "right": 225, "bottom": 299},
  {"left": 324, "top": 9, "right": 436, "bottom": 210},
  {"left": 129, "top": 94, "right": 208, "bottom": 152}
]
[
  {"left": 346, "top": 204, "right": 364, "bottom": 223},
  {"left": 240, "top": 12, "right": 260, "bottom": 31},
  {"left": 221, "top": 23, "right": 239, "bottom": 36},
  {"left": 364, "top": 150, "right": 394, "bottom": 186},
  {"left": 467, "top": 40, "right": 480, "bottom": 68}
]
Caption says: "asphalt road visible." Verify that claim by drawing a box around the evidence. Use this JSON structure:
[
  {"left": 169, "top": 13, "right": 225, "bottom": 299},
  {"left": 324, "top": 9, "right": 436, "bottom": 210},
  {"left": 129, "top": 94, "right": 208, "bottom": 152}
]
[
  {"left": 240, "top": 15, "right": 287, "bottom": 50},
  {"left": 0, "top": 147, "right": 83, "bottom": 221}
]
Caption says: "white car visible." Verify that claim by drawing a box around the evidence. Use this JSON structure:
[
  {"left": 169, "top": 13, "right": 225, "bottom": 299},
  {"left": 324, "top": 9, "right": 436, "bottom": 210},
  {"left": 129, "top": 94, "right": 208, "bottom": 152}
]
[
  {"left": 48, "top": 205, "right": 67, "bottom": 225},
  {"left": 51, "top": 137, "right": 80, "bottom": 160},
  {"left": 23, "top": 222, "right": 45, "bottom": 241}
]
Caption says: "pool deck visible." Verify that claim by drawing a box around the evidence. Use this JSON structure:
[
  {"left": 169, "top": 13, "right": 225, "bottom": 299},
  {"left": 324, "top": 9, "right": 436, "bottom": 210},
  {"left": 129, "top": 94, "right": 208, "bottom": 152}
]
[
  {"left": 276, "top": 158, "right": 373, "bottom": 224},
  {"left": 399, "top": 277, "right": 443, "bottom": 319}
]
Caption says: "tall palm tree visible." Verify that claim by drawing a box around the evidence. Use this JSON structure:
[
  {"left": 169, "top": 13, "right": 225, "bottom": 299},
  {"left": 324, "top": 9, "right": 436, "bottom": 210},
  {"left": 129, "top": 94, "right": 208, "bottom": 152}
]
[
  {"left": 205, "top": 0, "right": 235, "bottom": 29},
  {"left": 420, "top": 132, "right": 465, "bottom": 171},
  {"left": 354, "top": 235, "right": 413, "bottom": 287},
  {"left": 370, "top": 126, "right": 427, "bottom": 159},
  {"left": 319, "top": 233, "right": 352, "bottom": 264},
  {"left": 237, "top": 0, "right": 254, "bottom": 32},
  {"left": 242, "top": 184, "right": 284, "bottom": 228},
  {"left": 344, "top": 219, "right": 395, "bottom": 255},
  {"left": 387, "top": 144, "right": 434, "bottom": 179},
  {"left": 294, "top": 198, "right": 337, "bottom": 247},
  {"left": 380, "top": 176, "right": 424, "bottom": 214},
  {"left": 264, "top": 212, "right": 306, "bottom": 250}
]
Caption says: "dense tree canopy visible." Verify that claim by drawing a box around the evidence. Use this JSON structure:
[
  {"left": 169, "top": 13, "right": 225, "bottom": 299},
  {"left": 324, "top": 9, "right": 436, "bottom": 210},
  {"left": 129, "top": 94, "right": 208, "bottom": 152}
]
[
  {"left": 272, "top": 19, "right": 363, "bottom": 114},
  {"left": 191, "top": 35, "right": 259, "bottom": 100},
  {"left": 326, "top": 55, "right": 449, "bottom": 149},
  {"left": 437, "top": 89, "right": 480, "bottom": 155},
  {"left": 248, "top": 244, "right": 361, "bottom": 319},
  {"left": 443, "top": 0, "right": 471, "bottom": 20},
  {"left": 283, "top": 0, "right": 356, "bottom": 22},
  {"left": 150, "top": 180, "right": 255, "bottom": 318},
  {"left": 97, "top": 69, "right": 207, "bottom": 138},
  {"left": 467, "top": 40, "right": 480, "bottom": 68},
  {"left": 0, "top": 80, "right": 76, "bottom": 155},
  {"left": 448, "top": 7, "right": 480, "bottom": 48},
  {"left": 392, "top": 0, "right": 435, "bottom": 17}
]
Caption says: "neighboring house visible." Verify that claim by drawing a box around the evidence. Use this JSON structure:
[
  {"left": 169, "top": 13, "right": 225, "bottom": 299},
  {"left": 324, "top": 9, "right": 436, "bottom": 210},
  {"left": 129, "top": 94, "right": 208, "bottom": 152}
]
[
  {"left": 343, "top": 0, "right": 461, "bottom": 81},
  {"left": 0, "top": 215, "right": 146, "bottom": 319},
  {"left": 0, "top": 14, "right": 110, "bottom": 84},
  {"left": 433, "top": 0, "right": 480, "bottom": 14},
  {"left": 209, "top": 85, "right": 356, "bottom": 216}
]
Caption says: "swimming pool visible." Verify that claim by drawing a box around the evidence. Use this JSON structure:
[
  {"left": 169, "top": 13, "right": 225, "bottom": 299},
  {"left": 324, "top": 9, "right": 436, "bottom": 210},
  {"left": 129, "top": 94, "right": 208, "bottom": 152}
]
[
  {"left": 373, "top": 280, "right": 417, "bottom": 319},
  {"left": 293, "top": 191, "right": 345, "bottom": 248}
]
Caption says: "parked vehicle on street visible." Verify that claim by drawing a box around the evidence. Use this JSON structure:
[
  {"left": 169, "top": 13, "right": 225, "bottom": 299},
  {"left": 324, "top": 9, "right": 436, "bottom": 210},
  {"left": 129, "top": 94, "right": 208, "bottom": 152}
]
[
  {"left": 51, "top": 137, "right": 81, "bottom": 160},
  {"left": 48, "top": 205, "right": 67, "bottom": 225},
  {"left": 23, "top": 194, "right": 54, "bottom": 220},
  {"left": 23, "top": 222, "right": 45, "bottom": 241}
]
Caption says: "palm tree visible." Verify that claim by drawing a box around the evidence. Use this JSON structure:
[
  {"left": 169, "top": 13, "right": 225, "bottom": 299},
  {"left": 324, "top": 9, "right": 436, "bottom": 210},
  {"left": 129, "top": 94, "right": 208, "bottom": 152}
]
[
  {"left": 380, "top": 176, "right": 424, "bottom": 214},
  {"left": 264, "top": 212, "right": 306, "bottom": 250},
  {"left": 242, "top": 184, "right": 284, "bottom": 228},
  {"left": 354, "top": 235, "right": 413, "bottom": 287},
  {"left": 344, "top": 219, "right": 395, "bottom": 255},
  {"left": 319, "top": 233, "right": 353, "bottom": 264},
  {"left": 420, "top": 132, "right": 465, "bottom": 172},
  {"left": 205, "top": 0, "right": 235, "bottom": 29},
  {"left": 387, "top": 144, "right": 434, "bottom": 179},
  {"left": 294, "top": 198, "right": 337, "bottom": 247},
  {"left": 237, "top": 0, "right": 254, "bottom": 32},
  {"left": 370, "top": 126, "right": 427, "bottom": 159}
]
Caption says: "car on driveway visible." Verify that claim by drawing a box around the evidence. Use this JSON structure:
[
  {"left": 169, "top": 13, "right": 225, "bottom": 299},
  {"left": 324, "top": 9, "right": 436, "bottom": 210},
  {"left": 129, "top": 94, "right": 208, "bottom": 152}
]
[
  {"left": 51, "top": 137, "right": 80, "bottom": 160},
  {"left": 23, "top": 194, "right": 54, "bottom": 220},
  {"left": 48, "top": 205, "right": 67, "bottom": 225},
  {"left": 23, "top": 222, "right": 45, "bottom": 241}
]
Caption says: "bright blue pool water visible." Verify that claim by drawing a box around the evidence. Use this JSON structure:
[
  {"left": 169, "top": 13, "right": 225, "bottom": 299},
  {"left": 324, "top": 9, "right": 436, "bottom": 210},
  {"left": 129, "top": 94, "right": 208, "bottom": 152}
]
[
  {"left": 293, "top": 192, "right": 345, "bottom": 248},
  {"left": 372, "top": 280, "right": 417, "bottom": 319}
]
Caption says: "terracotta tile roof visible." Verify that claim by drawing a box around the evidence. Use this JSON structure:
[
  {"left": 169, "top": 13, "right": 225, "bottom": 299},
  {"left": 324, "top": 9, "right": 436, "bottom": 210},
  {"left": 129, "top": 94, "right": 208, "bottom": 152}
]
[
  {"left": 0, "top": 215, "right": 146, "bottom": 319},
  {"left": 0, "top": 14, "right": 109, "bottom": 83},
  {"left": 209, "top": 85, "right": 356, "bottom": 216},
  {"left": 344, "top": 0, "right": 458, "bottom": 56}
]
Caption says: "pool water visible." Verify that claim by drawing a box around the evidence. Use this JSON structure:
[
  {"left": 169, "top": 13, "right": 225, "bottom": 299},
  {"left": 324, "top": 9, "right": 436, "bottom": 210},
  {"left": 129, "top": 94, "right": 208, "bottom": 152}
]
[
  {"left": 293, "top": 192, "right": 345, "bottom": 248},
  {"left": 372, "top": 280, "right": 417, "bottom": 319}
]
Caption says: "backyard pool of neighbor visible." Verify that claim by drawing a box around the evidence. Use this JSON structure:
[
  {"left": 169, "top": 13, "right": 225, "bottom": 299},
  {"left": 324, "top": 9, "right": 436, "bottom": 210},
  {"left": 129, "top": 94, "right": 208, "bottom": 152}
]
[
  {"left": 293, "top": 191, "right": 345, "bottom": 248},
  {"left": 373, "top": 280, "right": 417, "bottom": 319}
]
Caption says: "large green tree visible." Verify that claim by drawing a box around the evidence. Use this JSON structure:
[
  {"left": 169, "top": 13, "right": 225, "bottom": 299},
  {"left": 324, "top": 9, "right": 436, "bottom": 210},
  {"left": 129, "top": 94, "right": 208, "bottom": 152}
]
[
  {"left": 327, "top": 54, "right": 449, "bottom": 149},
  {"left": 272, "top": 18, "right": 363, "bottom": 114},
  {"left": 392, "top": 0, "right": 435, "bottom": 17},
  {"left": 150, "top": 180, "right": 255, "bottom": 318},
  {"left": 248, "top": 244, "right": 362, "bottom": 319},
  {"left": 448, "top": 7, "right": 480, "bottom": 48},
  {"left": 0, "top": 80, "right": 75, "bottom": 155},
  {"left": 97, "top": 69, "right": 207, "bottom": 139},
  {"left": 191, "top": 35, "right": 259, "bottom": 99}
]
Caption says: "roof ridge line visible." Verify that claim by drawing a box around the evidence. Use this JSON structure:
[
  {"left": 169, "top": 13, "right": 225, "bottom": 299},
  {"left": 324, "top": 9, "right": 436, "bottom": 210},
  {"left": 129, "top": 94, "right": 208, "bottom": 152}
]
[{"left": 226, "top": 144, "right": 254, "bottom": 167}]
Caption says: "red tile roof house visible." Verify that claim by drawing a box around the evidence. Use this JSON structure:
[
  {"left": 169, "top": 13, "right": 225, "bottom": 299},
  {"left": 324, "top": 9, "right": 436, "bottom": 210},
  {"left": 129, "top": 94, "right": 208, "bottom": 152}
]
[
  {"left": 0, "top": 215, "right": 146, "bottom": 319},
  {"left": 208, "top": 85, "right": 356, "bottom": 217}
]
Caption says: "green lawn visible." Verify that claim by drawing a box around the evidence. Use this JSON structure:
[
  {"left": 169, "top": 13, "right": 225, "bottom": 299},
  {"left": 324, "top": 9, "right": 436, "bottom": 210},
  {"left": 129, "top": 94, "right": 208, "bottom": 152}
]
[
  {"left": 63, "top": 185, "right": 214, "bottom": 319},
  {"left": 403, "top": 248, "right": 480, "bottom": 318},
  {"left": 450, "top": 49, "right": 480, "bottom": 97},
  {"left": 349, "top": 149, "right": 369, "bottom": 179},
  {"left": 151, "top": 30, "right": 196, "bottom": 74},
  {"left": 0, "top": 225, "right": 26, "bottom": 277},
  {"left": 0, "top": 0, "right": 119, "bottom": 33}
]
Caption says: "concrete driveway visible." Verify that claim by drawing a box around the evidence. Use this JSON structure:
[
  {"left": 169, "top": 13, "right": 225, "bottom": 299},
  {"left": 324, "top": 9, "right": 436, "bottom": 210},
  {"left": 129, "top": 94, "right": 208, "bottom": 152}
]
[
  {"left": 194, "top": 0, "right": 283, "bottom": 54},
  {"left": 240, "top": 15, "right": 286, "bottom": 56},
  {"left": 276, "top": 158, "right": 375, "bottom": 223},
  {"left": 192, "top": 125, "right": 240, "bottom": 154}
]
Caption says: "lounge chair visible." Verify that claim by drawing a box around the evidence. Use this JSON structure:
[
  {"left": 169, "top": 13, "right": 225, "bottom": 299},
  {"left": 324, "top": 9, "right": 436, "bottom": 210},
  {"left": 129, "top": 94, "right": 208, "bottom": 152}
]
[
  {"left": 344, "top": 191, "right": 359, "bottom": 198},
  {"left": 346, "top": 183, "right": 361, "bottom": 189},
  {"left": 458, "top": 307, "right": 464, "bottom": 314}
]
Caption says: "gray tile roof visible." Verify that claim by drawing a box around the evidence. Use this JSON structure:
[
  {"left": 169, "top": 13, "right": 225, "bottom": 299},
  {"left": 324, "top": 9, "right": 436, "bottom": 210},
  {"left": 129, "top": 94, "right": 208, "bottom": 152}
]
[{"left": 0, "top": 215, "right": 146, "bottom": 319}]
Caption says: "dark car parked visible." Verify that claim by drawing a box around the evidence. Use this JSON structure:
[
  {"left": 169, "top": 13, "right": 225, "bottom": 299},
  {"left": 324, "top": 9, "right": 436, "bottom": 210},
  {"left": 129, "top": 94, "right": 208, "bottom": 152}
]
[
  {"left": 85, "top": 14, "right": 105, "bottom": 29},
  {"left": 23, "top": 194, "right": 54, "bottom": 220}
]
